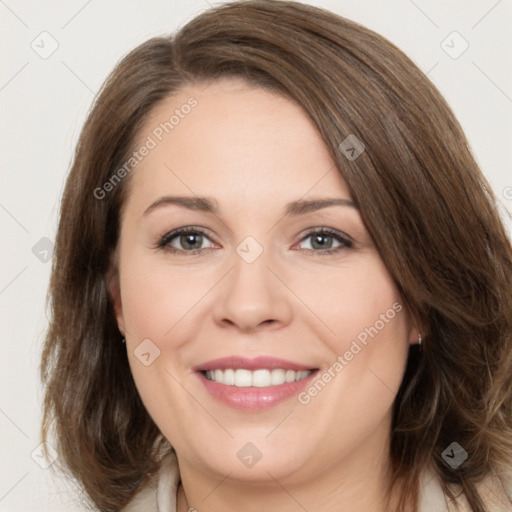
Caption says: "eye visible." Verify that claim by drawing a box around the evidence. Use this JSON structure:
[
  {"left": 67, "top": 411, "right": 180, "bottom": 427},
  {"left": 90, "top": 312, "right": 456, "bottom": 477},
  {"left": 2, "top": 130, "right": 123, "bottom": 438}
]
[
  {"left": 156, "top": 226, "right": 353, "bottom": 256},
  {"left": 157, "top": 227, "right": 216, "bottom": 254},
  {"left": 296, "top": 228, "right": 353, "bottom": 254}
]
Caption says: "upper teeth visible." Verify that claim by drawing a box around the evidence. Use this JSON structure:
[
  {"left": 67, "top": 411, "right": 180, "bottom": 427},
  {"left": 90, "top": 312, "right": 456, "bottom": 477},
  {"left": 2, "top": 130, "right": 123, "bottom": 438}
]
[{"left": 205, "top": 369, "right": 311, "bottom": 387}]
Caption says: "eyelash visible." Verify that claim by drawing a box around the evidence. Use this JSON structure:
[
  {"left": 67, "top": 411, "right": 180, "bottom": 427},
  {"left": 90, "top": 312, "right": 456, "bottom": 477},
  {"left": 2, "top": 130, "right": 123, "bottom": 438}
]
[{"left": 156, "top": 226, "right": 353, "bottom": 256}]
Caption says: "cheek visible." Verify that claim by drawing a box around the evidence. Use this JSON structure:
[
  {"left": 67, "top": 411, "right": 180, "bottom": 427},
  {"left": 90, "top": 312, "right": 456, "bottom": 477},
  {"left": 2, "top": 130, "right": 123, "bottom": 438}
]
[
  {"left": 118, "top": 249, "right": 210, "bottom": 343},
  {"left": 296, "top": 254, "right": 410, "bottom": 414},
  {"left": 293, "top": 254, "right": 407, "bottom": 354},
  {"left": 118, "top": 253, "right": 197, "bottom": 444},
  {"left": 117, "top": 251, "right": 218, "bottom": 424},
  {"left": 290, "top": 258, "right": 409, "bottom": 461}
]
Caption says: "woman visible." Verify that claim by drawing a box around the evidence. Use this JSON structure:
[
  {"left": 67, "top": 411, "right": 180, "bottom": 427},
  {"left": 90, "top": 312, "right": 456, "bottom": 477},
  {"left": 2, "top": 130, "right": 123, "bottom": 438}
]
[{"left": 40, "top": 1, "right": 512, "bottom": 511}]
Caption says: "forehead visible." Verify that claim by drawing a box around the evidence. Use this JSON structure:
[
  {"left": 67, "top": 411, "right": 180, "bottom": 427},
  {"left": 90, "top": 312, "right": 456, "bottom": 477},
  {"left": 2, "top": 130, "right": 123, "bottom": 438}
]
[{"left": 125, "top": 78, "right": 351, "bottom": 214}]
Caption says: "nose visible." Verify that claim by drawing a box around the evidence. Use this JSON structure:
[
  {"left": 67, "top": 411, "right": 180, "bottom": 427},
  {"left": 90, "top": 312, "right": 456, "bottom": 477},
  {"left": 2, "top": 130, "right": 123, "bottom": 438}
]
[{"left": 212, "top": 245, "right": 293, "bottom": 333}]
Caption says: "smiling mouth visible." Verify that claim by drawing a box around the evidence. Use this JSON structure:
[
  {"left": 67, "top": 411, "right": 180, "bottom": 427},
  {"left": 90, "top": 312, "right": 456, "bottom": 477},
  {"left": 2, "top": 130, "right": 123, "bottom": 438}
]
[{"left": 202, "top": 368, "right": 314, "bottom": 387}]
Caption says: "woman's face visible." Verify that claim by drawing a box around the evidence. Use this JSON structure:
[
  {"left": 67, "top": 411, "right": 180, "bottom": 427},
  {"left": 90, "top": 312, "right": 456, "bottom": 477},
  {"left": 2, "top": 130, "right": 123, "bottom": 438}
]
[{"left": 111, "top": 78, "right": 417, "bottom": 484}]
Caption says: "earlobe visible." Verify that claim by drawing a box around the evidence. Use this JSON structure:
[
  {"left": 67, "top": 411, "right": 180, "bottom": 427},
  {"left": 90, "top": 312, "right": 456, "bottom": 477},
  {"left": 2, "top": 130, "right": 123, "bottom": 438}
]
[{"left": 408, "top": 326, "right": 422, "bottom": 346}]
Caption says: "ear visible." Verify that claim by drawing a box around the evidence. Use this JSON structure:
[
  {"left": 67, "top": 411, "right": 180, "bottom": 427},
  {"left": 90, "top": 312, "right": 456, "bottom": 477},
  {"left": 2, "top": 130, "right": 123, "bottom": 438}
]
[
  {"left": 105, "top": 252, "right": 126, "bottom": 336},
  {"left": 408, "top": 325, "right": 420, "bottom": 346}
]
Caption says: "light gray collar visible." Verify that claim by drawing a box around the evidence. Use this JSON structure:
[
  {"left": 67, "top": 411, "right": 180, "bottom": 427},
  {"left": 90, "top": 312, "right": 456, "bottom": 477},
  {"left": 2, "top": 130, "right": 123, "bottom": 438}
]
[
  {"left": 156, "top": 451, "right": 179, "bottom": 512},
  {"left": 418, "top": 464, "right": 450, "bottom": 512},
  {"left": 156, "top": 451, "right": 450, "bottom": 512}
]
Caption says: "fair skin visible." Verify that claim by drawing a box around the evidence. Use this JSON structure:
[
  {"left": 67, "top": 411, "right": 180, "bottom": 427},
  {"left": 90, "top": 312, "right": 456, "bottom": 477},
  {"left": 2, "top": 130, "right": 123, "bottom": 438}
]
[{"left": 110, "top": 78, "right": 418, "bottom": 512}]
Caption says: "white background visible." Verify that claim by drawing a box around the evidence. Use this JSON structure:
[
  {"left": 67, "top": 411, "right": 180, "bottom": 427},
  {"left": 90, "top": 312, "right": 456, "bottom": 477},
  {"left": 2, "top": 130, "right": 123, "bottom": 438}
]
[{"left": 1, "top": 1, "right": 511, "bottom": 510}]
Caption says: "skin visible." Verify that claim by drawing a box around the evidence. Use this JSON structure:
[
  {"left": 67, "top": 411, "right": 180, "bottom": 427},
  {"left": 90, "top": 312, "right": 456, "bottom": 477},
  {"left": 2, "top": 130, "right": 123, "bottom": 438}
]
[{"left": 110, "top": 78, "right": 419, "bottom": 512}]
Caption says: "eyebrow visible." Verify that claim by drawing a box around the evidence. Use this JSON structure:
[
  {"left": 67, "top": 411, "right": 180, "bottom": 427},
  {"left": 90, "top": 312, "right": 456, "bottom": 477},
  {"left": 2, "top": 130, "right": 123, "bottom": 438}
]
[{"left": 142, "top": 195, "right": 357, "bottom": 218}]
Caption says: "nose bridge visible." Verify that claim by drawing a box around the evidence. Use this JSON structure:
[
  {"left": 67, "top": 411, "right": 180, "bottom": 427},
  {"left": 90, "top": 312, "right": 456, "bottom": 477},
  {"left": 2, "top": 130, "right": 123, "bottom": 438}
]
[
  {"left": 235, "top": 234, "right": 266, "bottom": 266},
  {"left": 229, "top": 233, "right": 275, "bottom": 302},
  {"left": 212, "top": 233, "right": 292, "bottom": 330}
]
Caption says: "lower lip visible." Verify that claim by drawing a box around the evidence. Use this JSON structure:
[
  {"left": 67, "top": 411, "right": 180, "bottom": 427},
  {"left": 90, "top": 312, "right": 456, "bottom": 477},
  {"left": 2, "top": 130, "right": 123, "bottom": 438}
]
[{"left": 196, "top": 371, "right": 318, "bottom": 411}]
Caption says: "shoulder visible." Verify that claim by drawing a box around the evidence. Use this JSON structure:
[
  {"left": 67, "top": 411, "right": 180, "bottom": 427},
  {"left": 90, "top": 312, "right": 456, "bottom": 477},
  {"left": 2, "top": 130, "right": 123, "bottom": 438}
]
[
  {"left": 448, "top": 467, "right": 512, "bottom": 512},
  {"left": 120, "top": 476, "right": 159, "bottom": 512},
  {"left": 121, "top": 451, "right": 180, "bottom": 512},
  {"left": 420, "top": 464, "right": 512, "bottom": 512}
]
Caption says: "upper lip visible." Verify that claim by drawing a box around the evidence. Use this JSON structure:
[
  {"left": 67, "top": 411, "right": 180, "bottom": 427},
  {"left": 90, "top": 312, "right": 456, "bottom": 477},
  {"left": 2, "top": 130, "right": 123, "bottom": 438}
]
[{"left": 192, "top": 356, "right": 317, "bottom": 372}]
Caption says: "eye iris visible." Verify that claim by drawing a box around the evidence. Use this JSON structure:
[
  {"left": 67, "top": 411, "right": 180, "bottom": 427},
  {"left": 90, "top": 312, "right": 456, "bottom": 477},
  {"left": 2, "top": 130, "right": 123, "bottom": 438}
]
[
  {"left": 311, "top": 233, "right": 332, "bottom": 250},
  {"left": 181, "top": 233, "right": 202, "bottom": 250}
]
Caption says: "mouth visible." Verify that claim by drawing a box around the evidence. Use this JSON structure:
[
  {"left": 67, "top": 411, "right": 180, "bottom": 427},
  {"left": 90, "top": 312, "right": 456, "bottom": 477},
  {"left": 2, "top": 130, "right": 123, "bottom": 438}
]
[{"left": 193, "top": 356, "right": 319, "bottom": 411}]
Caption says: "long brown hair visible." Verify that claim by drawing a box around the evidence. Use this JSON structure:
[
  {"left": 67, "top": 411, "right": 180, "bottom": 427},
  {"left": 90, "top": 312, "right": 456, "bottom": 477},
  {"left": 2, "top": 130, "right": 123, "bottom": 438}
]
[{"left": 40, "top": 1, "right": 512, "bottom": 511}]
